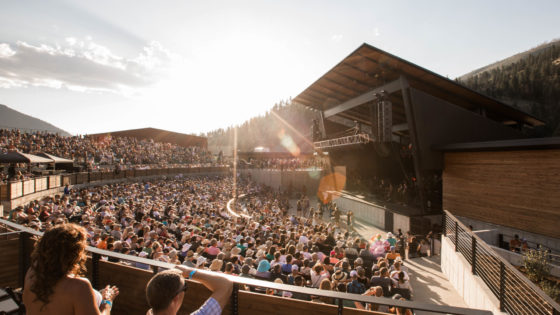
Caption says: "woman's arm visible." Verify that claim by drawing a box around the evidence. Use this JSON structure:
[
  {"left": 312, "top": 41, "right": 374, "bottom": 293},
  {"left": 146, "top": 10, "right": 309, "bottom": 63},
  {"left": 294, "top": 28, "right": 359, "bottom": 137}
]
[{"left": 73, "top": 279, "right": 104, "bottom": 315}]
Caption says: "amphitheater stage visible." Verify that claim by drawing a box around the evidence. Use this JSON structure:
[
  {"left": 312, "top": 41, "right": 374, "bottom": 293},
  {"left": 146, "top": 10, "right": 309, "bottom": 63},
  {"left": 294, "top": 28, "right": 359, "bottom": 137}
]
[
  {"left": 240, "top": 168, "right": 441, "bottom": 235},
  {"left": 327, "top": 190, "right": 442, "bottom": 235}
]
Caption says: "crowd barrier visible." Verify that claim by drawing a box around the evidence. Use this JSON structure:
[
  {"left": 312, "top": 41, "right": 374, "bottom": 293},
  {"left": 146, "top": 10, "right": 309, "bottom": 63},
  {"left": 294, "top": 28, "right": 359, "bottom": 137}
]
[
  {"left": 0, "top": 219, "right": 491, "bottom": 315},
  {"left": 0, "top": 166, "right": 230, "bottom": 202}
]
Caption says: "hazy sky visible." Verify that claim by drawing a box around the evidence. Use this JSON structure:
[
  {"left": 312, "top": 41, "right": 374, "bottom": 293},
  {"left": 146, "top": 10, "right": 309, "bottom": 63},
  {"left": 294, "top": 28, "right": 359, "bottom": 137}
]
[{"left": 0, "top": 0, "right": 558, "bottom": 135}]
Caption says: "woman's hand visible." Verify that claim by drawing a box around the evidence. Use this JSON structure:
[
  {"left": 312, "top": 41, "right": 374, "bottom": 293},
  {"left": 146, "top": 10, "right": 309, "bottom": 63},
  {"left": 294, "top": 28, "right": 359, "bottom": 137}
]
[{"left": 100, "top": 285, "right": 120, "bottom": 302}]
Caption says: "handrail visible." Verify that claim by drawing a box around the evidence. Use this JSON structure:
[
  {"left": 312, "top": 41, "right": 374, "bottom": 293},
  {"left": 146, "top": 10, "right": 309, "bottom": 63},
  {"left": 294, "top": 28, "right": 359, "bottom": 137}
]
[
  {"left": 0, "top": 166, "right": 231, "bottom": 201},
  {"left": 0, "top": 218, "right": 490, "bottom": 315},
  {"left": 444, "top": 210, "right": 560, "bottom": 314}
]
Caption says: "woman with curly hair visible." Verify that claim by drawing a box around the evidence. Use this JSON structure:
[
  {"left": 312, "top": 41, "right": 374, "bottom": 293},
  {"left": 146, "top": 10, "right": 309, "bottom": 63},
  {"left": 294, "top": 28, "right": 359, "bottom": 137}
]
[{"left": 23, "top": 223, "right": 119, "bottom": 314}]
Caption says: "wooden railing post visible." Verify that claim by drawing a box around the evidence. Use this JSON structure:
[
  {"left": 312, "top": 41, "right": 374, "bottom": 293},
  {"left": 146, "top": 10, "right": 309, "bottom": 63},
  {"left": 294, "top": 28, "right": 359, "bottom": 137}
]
[
  {"left": 338, "top": 297, "right": 343, "bottom": 315},
  {"left": 92, "top": 253, "right": 100, "bottom": 289},
  {"left": 231, "top": 282, "right": 239, "bottom": 315},
  {"left": 499, "top": 261, "right": 505, "bottom": 312},
  {"left": 471, "top": 236, "right": 477, "bottom": 275}
]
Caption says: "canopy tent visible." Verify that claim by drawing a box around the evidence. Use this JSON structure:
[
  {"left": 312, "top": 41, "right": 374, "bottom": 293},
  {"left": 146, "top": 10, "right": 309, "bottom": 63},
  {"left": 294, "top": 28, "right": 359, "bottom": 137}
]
[{"left": 0, "top": 151, "right": 53, "bottom": 164}]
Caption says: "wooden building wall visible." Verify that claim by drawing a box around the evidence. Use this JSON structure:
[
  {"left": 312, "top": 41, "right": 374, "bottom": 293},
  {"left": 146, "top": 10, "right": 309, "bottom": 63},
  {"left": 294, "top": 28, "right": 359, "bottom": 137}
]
[{"left": 442, "top": 149, "right": 560, "bottom": 238}]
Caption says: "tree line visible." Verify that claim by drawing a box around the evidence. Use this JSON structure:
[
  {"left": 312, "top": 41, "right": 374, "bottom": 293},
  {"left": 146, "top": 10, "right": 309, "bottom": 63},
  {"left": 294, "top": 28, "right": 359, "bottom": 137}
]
[{"left": 459, "top": 41, "right": 560, "bottom": 136}]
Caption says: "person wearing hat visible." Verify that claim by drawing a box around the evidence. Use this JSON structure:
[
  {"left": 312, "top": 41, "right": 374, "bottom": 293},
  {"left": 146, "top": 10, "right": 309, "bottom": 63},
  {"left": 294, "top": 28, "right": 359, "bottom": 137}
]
[
  {"left": 287, "top": 264, "right": 300, "bottom": 285},
  {"left": 386, "top": 232, "right": 397, "bottom": 247},
  {"left": 347, "top": 270, "right": 366, "bottom": 294},
  {"left": 331, "top": 269, "right": 347, "bottom": 287},
  {"left": 195, "top": 255, "right": 207, "bottom": 269},
  {"left": 182, "top": 250, "right": 196, "bottom": 267},
  {"left": 255, "top": 260, "right": 271, "bottom": 280}
]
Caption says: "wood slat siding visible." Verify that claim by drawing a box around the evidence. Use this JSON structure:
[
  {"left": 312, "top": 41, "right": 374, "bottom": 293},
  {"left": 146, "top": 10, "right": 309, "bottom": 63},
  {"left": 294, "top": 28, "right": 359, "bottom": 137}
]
[
  {"left": 0, "top": 184, "right": 7, "bottom": 200},
  {"left": 0, "top": 239, "right": 19, "bottom": 288},
  {"left": 10, "top": 182, "right": 22, "bottom": 199},
  {"left": 443, "top": 150, "right": 560, "bottom": 238}
]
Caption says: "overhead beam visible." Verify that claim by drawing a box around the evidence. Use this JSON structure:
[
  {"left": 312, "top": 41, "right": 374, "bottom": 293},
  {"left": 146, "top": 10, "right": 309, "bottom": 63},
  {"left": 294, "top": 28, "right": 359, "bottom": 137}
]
[
  {"left": 324, "top": 79, "right": 402, "bottom": 118},
  {"left": 339, "top": 111, "right": 371, "bottom": 126},
  {"left": 392, "top": 123, "right": 409, "bottom": 132}
]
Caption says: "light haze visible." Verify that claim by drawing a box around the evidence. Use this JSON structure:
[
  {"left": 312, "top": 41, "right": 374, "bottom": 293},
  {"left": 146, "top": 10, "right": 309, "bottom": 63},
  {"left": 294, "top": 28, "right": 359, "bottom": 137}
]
[{"left": 0, "top": 0, "right": 558, "bottom": 135}]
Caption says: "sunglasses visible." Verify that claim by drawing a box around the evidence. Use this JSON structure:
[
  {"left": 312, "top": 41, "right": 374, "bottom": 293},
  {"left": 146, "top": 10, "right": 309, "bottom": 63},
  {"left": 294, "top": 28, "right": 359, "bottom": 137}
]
[{"left": 174, "top": 279, "right": 188, "bottom": 296}]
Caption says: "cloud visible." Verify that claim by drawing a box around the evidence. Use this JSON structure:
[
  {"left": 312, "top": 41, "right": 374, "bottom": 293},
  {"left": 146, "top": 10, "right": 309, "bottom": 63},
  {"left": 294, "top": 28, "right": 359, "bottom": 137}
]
[
  {"left": 0, "top": 44, "right": 16, "bottom": 58},
  {"left": 331, "top": 34, "right": 343, "bottom": 42},
  {"left": 374, "top": 27, "right": 380, "bottom": 37},
  {"left": 0, "top": 38, "right": 174, "bottom": 95}
]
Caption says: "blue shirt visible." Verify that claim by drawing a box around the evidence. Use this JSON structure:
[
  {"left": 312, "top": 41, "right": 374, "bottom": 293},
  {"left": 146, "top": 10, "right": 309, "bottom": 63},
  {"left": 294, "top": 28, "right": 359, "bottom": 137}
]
[{"left": 191, "top": 297, "right": 222, "bottom": 315}]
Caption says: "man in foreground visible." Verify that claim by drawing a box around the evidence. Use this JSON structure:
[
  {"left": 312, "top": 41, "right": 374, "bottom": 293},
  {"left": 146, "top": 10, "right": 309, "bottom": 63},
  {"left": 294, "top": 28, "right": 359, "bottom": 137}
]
[{"left": 146, "top": 266, "right": 232, "bottom": 315}]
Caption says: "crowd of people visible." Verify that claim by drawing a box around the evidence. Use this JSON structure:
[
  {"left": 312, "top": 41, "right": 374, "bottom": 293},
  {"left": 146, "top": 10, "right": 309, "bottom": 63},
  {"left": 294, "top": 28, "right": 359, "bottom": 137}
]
[
  {"left": 6, "top": 173, "right": 429, "bottom": 313},
  {"left": 0, "top": 129, "right": 216, "bottom": 169}
]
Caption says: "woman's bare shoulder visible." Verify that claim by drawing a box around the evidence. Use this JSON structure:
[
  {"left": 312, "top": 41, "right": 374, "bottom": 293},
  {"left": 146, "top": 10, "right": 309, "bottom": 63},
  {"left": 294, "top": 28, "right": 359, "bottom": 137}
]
[{"left": 56, "top": 275, "right": 94, "bottom": 294}]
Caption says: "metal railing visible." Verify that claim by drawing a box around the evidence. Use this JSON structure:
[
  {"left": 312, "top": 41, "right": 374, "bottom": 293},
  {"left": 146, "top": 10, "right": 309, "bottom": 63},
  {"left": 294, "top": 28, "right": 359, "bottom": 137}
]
[
  {"left": 314, "top": 133, "right": 372, "bottom": 150},
  {"left": 0, "top": 218, "right": 491, "bottom": 315},
  {"left": 444, "top": 210, "right": 560, "bottom": 315}
]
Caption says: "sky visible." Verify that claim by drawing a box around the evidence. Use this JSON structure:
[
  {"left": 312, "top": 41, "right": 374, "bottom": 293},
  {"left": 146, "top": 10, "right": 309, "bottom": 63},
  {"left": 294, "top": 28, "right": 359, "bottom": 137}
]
[{"left": 0, "top": 0, "right": 559, "bottom": 136}]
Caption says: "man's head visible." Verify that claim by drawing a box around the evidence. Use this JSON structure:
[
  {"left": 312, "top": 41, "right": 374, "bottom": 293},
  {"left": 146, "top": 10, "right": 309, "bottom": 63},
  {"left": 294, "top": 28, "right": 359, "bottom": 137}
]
[
  {"left": 380, "top": 267, "right": 389, "bottom": 277},
  {"left": 146, "top": 270, "right": 186, "bottom": 314}
]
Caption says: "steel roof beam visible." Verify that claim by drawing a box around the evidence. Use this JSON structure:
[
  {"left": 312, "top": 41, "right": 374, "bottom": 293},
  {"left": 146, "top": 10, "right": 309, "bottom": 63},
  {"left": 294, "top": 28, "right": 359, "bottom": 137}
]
[{"left": 324, "top": 79, "right": 402, "bottom": 118}]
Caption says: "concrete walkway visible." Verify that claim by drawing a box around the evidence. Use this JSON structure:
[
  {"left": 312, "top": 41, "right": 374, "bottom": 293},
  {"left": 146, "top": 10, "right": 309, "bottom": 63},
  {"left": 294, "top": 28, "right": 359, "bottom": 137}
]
[
  {"left": 350, "top": 216, "right": 468, "bottom": 313},
  {"left": 405, "top": 256, "right": 468, "bottom": 314}
]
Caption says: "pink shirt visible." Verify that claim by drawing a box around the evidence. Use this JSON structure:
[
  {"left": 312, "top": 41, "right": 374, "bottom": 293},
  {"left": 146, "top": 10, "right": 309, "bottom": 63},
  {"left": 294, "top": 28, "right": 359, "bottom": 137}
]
[{"left": 205, "top": 246, "right": 220, "bottom": 256}]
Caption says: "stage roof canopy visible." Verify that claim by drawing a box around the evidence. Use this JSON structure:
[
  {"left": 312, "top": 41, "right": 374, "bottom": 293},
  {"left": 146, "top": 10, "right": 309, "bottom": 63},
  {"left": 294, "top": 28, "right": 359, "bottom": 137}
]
[{"left": 293, "top": 43, "right": 543, "bottom": 128}]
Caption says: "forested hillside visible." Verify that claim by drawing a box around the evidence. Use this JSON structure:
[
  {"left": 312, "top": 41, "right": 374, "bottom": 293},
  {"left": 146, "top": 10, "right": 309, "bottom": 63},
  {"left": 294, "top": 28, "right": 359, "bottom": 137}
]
[
  {"left": 458, "top": 40, "right": 560, "bottom": 136},
  {"left": 207, "top": 100, "right": 317, "bottom": 154}
]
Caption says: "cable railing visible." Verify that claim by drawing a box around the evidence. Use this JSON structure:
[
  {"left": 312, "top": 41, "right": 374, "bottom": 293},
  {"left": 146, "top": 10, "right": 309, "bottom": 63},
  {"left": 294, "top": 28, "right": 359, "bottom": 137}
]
[
  {"left": 444, "top": 210, "right": 560, "bottom": 315},
  {"left": 0, "top": 218, "right": 491, "bottom": 315}
]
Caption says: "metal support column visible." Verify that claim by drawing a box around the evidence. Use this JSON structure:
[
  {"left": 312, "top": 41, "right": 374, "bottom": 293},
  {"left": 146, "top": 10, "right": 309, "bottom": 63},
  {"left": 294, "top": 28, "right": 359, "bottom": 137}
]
[
  {"left": 455, "top": 221, "right": 459, "bottom": 251},
  {"left": 471, "top": 236, "right": 477, "bottom": 275},
  {"left": 19, "top": 232, "right": 29, "bottom": 288},
  {"left": 92, "top": 253, "right": 100, "bottom": 289},
  {"left": 338, "top": 297, "right": 344, "bottom": 315},
  {"left": 400, "top": 76, "right": 427, "bottom": 214},
  {"left": 499, "top": 262, "right": 505, "bottom": 312},
  {"left": 231, "top": 282, "right": 239, "bottom": 315},
  {"left": 318, "top": 111, "right": 327, "bottom": 140}
]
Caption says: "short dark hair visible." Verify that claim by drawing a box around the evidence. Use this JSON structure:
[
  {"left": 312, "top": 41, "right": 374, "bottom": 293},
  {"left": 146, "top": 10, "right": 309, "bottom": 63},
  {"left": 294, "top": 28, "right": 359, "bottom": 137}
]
[{"left": 146, "top": 270, "right": 183, "bottom": 312}]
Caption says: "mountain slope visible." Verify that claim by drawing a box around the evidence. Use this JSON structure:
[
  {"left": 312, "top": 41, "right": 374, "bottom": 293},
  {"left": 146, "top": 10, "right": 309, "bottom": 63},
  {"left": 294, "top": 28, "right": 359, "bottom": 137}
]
[
  {"left": 457, "top": 39, "right": 560, "bottom": 136},
  {"left": 0, "top": 104, "right": 71, "bottom": 136},
  {"left": 460, "top": 39, "right": 560, "bottom": 81}
]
